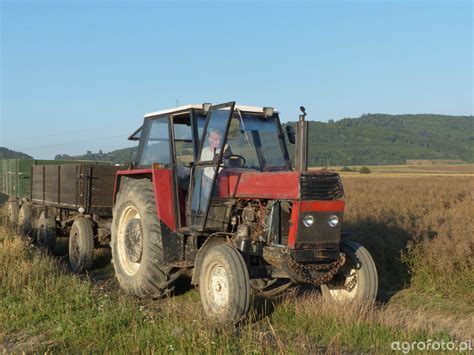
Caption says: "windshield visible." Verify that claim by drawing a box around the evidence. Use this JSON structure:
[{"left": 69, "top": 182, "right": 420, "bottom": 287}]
[{"left": 196, "top": 113, "right": 287, "bottom": 171}]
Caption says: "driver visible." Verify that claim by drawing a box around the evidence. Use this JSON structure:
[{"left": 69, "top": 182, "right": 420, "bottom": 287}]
[{"left": 200, "top": 128, "right": 231, "bottom": 202}]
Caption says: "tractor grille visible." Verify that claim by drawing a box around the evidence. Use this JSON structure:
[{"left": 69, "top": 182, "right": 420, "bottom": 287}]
[{"left": 300, "top": 173, "right": 344, "bottom": 200}]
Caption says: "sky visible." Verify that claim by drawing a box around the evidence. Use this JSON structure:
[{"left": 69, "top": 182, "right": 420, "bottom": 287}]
[{"left": 1, "top": 0, "right": 472, "bottom": 159}]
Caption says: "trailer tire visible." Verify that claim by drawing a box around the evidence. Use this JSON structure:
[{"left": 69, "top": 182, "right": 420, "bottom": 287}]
[
  {"left": 321, "top": 241, "right": 378, "bottom": 302},
  {"left": 17, "top": 204, "right": 33, "bottom": 239},
  {"left": 199, "top": 244, "right": 250, "bottom": 323},
  {"left": 69, "top": 217, "right": 95, "bottom": 273},
  {"left": 36, "top": 210, "right": 57, "bottom": 253},
  {"left": 6, "top": 200, "right": 19, "bottom": 230},
  {"left": 111, "top": 179, "right": 178, "bottom": 298}
]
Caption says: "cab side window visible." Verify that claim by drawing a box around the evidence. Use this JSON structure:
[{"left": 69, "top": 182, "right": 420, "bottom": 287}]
[
  {"left": 173, "top": 120, "right": 194, "bottom": 167},
  {"left": 139, "top": 117, "right": 170, "bottom": 165}
]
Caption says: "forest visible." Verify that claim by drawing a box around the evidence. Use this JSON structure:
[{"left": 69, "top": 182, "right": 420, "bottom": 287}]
[{"left": 2, "top": 114, "right": 472, "bottom": 166}]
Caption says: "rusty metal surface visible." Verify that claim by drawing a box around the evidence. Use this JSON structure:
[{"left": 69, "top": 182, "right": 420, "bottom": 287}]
[
  {"left": 31, "top": 164, "right": 120, "bottom": 214},
  {"left": 263, "top": 245, "right": 344, "bottom": 286}
]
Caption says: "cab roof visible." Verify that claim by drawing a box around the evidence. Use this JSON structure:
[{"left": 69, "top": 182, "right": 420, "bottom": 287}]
[{"left": 144, "top": 104, "right": 278, "bottom": 118}]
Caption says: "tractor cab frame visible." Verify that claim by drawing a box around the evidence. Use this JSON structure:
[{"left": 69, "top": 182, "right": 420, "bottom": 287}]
[{"left": 124, "top": 102, "right": 292, "bottom": 232}]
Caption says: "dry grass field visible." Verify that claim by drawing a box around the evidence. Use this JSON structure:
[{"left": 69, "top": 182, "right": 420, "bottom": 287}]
[
  {"left": 342, "top": 176, "right": 474, "bottom": 307},
  {"left": 317, "top": 163, "right": 474, "bottom": 176},
  {"left": 1, "top": 173, "right": 473, "bottom": 352}
]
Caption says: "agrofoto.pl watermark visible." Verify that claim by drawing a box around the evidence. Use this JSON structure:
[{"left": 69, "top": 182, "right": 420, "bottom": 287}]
[{"left": 391, "top": 339, "right": 472, "bottom": 353}]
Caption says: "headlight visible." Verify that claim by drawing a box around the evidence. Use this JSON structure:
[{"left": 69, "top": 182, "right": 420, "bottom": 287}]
[
  {"left": 302, "top": 215, "right": 314, "bottom": 228},
  {"left": 328, "top": 215, "right": 339, "bottom": 227}
]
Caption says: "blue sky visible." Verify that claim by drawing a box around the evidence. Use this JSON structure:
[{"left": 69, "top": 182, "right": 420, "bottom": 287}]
[{"left": 1, "top": 0, "right": 472, "bottom": 159}]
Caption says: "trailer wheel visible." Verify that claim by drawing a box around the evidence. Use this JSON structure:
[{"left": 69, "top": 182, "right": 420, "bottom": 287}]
[
  {"left": 111, "top": 179, "right": 177, "bottom": 298},
  {"left": 69, "top": 217, "right": 95, "bottom": 273},
  {"left": 6, "top": 200, "right": 19, "bottom": 230},
  {"left": 321, "top": 241, "right": 378, "bottom": 302},
  {"left": 36, "top": 210, "right": 57, "bottom": 253},
  {"left": 199, "top": 244, "right": 250, "bottom": 323},
  {"left": 17, "top": 204, "right": 33, "bottom": 239}
]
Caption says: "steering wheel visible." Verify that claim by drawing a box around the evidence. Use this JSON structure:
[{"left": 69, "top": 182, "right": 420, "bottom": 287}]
[{"left": 224, "top": 154, "right": 246, "bottom": 168}]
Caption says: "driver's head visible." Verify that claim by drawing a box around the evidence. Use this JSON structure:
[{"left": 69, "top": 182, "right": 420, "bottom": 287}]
[{"left": 208, "top": 129, "right": 223, "bottom": 150}]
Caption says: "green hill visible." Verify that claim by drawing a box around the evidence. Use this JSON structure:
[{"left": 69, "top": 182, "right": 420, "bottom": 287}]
[
  {"left": 54, "top": 114, "right": 473, "bottom": 166},
  {"left": 0, "top": 147, "right": 33, "bottom": 160},
  {"left": 287, "top": 114, "right": 474, "bottom": 166}
]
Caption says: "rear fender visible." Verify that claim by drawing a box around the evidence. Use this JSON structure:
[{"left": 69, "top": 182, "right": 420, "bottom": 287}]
[
  {"left": 113, "top": 169, "right": 153, "bottom": 203},
  {"left": 114, "top": 168, "right": 177, "bottom": 232}
]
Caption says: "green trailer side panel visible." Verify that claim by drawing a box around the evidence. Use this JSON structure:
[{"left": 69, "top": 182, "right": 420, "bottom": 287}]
[
  {"left": 0, "top": 161, "right": 4, "bottom": 201},
  {"left": 0, "top": 161, "right": 3, "bottom": 194},
  {"left": 0, "top": 159, "right": 112, "bottom": 199},
  {"left": 18, "top": 159, "right": 35, "bottom": 198}
]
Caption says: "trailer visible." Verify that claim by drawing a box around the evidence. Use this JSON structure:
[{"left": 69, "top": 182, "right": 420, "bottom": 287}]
[
  {"left": 2, "top": 159, "right": 89, "bottom": 229},
  {"left": 3, "top": 159, "right": 121, "bottom": 272}
]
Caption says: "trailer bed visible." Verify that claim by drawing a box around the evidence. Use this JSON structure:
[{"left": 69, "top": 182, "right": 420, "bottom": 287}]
[{"left": 31, "top": 164, "right": 121, "bottom": 216}]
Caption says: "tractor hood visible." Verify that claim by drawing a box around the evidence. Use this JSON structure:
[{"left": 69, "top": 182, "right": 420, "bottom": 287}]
[{"left": 215, "top": 170, "right": 344, "bottom": 201}]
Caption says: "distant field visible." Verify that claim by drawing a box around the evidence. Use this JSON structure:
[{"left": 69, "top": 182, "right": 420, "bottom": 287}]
[{"left": 311, "top": 163, "right": 474, "bottom": 175}]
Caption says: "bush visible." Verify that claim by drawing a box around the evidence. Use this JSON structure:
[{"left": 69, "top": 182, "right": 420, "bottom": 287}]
[
  {"left": 359, "top": 166, "right": 371, "bottom": 174},
  {"left": 340, "top": 166, "right": 356, "bottom": 172}
]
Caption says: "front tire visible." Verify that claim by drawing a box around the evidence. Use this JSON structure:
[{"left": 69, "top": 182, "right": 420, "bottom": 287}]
[
  {"left": 199, "top": 244, "right": 250, "bottom": 323},
  {"left": 111, "top": 179, "right": 177, "bottom": 298},
  {"left": 69, "top": 217, "right": 95, "bottom": 273},
  {"left": 321, "top": 241, "right": 378, "bottom": 302}
]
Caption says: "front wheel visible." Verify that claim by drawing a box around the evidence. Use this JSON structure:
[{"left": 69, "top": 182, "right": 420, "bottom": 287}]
[
  {"left": 321, "top": 241, "right": 378, "bottom": 302},
  {"left": 199, "top": 244, "right": 250, "bottom": 323}
]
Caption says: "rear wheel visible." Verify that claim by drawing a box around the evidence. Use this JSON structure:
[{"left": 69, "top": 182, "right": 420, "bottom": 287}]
[
  {"left": 199, "top": 244, "right": 250, "bottom": 323},
  {"left": 69, "top": 217, "right": 95, "bottom": 273},
  {"left": 321, "top": 241, "right": 378, "bottom": 302},
  {"left": 6, "top": 200, "right": 19, "bottom": 230},
  {"left": 36, "top": 210, "right": 57, "bottom": 253},
  {"left": 111, "top": 179, "right": 178, "bottom": 298},
  {"left": 17, "top": 204, "right": 33, "bottom": 239}
]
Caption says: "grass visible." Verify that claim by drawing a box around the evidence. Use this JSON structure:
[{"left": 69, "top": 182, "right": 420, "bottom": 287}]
[
  {"left": 1, "top": 174, "right": 474, "bottom": 352},
  {"left": 0, "top": 229, "right": 462, "bottom": 353}
]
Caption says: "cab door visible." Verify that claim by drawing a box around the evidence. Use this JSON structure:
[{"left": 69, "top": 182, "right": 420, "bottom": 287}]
[{"left": 186, "top": 102, "right": 235, "bottom": 231}]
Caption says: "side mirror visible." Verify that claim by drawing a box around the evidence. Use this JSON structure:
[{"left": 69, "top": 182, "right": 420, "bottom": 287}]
[
  {"left": 227, "top": 117, "right": 241, "bottom": 140},
  {"left": 286, "top": 125, "right": 296, "bottom": 144}
]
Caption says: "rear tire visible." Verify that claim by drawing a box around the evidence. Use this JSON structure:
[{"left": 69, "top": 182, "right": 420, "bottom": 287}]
[
  {"left": 321, "top": 241, "right": 378, "bottom": 302},
  {"left": 36, "top": 210, "right": 57, "bottom": 253},
  {"left": 69, "top": 217, "right": 95, "bottom": 273},
  {"left": 17, "top": 204, "right": 33, "bottom": 239},
  {"left": 111, "top": 179, "right": 178, "bottom": 298},
  {"left": 199, "top": 244, "right": 250, "bottom": 323},
  {"left": 6, "top": 200, "right": 19, "bottom": 230}
]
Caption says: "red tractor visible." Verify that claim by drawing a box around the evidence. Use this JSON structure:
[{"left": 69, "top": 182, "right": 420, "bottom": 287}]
[{"left": 111, "top": 102, "right": 378, "bottom": 323}]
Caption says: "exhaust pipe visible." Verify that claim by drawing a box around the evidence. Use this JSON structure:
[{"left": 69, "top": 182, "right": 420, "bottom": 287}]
[{"left": 295, "top": 106, "right": 308, "bottom": 172}]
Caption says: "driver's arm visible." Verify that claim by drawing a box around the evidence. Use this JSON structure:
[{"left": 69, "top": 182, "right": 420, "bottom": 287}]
[{"left": 222, "top": 144, "right": 233, "bottom": 159}]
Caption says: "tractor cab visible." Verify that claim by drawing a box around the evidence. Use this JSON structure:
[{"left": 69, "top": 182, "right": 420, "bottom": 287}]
[{"left": 127, "top": 102, "right": 293, "bottom": 232}]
